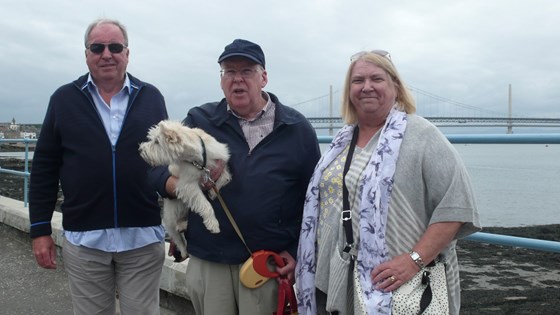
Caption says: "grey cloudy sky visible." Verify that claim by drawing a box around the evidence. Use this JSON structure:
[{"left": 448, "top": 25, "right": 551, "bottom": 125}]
[{"left": 1, "top": 0, "right": 559, "bottom": 125}]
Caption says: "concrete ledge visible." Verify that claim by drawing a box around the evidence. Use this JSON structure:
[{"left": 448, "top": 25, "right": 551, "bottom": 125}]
[{"left": 0, "top": 195, "right": 194, "bottom": 314}]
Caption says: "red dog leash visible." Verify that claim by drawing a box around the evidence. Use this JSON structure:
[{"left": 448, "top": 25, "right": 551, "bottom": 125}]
[
  {"left": 211, "top": 185, "right": 298, "bottom": 314},
  {"left": 252, "top": 250, "right": 298, "bottom": 315},
  {"left": 276, "top": 277, "right": 298, "bottom": 315}
]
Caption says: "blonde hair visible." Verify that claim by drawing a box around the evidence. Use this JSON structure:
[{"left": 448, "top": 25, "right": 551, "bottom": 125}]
[{"left": 340, "top": 52, "right": 416, "bottom": 124}]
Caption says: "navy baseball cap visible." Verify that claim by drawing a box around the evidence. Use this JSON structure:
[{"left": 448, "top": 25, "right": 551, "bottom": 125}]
[{"left": 218, "top": 39, "right": 265, "bottom": 68}]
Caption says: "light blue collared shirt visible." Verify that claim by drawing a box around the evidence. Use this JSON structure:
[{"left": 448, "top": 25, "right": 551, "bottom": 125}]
[{"left": 64, "top": 74, "right": 165, "bottom": 252}]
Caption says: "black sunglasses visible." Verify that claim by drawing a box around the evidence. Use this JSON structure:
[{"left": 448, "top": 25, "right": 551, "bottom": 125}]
[{"left": 88, "top": 43, "right": 126, "bottom": 54}]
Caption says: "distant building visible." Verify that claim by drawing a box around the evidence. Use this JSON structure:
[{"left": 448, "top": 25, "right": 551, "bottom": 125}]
[
  {"left": 0, "top": 118, "right": 39, "bottom": 139},
  {"left": 20, "top": 132, "right": 37, "bottom": 139},
  {"left": 9, "top": 118, "right": 19, "bottom": 131}
]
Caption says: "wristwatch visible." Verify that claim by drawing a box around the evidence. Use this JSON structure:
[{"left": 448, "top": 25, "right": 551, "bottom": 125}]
[{"left": 409, "top": 251, "right": 425, "bottom": 269}]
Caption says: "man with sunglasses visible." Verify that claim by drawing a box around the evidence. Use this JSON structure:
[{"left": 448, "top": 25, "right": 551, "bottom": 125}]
[
  {"left": 160, "top": 39, "right": 321, "bottom": 314},
  {"left": 29, "top": 18, "right": 168, "bottom": 315}
]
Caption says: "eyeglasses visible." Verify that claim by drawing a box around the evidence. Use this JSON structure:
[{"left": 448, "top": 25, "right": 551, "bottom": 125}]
[
  {"left": 220, "top": 68, "right": 259, "bottom": 79},
  {"left": 87, "top": 43, "right": 127, "bottom": 54},
  {"left": 350, "top": 50, "right": 391, "bottom": 62}
]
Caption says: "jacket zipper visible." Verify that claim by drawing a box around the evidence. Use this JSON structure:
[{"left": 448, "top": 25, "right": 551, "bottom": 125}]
[
  {"left": 79, "top": 81, "right": 143, "bottom": 228},
  {"left": 111, "top": 85, "right": 142, "bottom": 227}
]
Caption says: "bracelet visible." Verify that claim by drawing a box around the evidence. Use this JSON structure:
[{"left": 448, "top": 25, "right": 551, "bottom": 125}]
[{"left": 409, "top": 251, "right": 425, "bottom": 269}]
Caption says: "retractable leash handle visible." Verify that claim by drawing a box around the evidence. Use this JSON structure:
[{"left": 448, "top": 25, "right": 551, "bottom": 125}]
[{"left": 239, "top": 250, "right": 286, "bottom": 289}]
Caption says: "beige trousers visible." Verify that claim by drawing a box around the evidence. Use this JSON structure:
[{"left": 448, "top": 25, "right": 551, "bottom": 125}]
[
  {"left": 62, "top": 239, "right": 165, "bottom": 315},
  {"left": 185, "top": 255, "right": 279, "bottom": 315}
]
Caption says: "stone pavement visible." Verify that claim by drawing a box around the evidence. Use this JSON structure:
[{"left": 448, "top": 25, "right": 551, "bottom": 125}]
[
  {"left": 0, "top": 223, "right": 73, "bottom": 315},
  {"left": 0, "top": 223, "right": 179, "bottom": 315}
]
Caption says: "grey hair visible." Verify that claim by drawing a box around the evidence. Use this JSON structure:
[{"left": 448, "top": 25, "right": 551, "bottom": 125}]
[{"left": 84, "top": 18, "right": 128, "bottom": 48}]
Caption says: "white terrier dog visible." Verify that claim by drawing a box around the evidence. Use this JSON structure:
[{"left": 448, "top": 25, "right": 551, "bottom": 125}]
[{"left": 139, "top": 120, "right": 231, "bottom": 260}]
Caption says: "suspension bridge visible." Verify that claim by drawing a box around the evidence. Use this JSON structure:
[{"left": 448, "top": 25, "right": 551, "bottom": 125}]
[
  {"left": 291, "top": 85, "right": 560, "bottom": 133},
  {"left": 308, "top": 116, "right": 560, "bottom": 130}
]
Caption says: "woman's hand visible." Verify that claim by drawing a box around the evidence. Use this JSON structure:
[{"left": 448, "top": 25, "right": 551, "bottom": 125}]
[
  {"left": 371, "top": 253, "right": 419, "bottom": 292},
  {"left": 371, "top": 222, "right": 463, "bottom": 291}
]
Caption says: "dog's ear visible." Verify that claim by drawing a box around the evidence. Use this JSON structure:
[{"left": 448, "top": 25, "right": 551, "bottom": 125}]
[
  {"left": 160, "top": 122, "right": 181, "bottom": 144},
  {"left": 164, "top": 129, "right": 180, "bottom": 144}
]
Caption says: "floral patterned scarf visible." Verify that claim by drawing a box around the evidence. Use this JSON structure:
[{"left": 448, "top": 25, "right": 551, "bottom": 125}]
[{"left": 296, "top": 108, "right": 407, "bottom": 314}]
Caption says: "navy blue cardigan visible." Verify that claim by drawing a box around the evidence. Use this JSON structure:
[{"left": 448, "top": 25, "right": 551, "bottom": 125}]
[
  {"left": 29, "top": 73, "right": 168, "bottom": 238},
  {"left": 178, "top": 92, "right": 321, "bottom": 264}
]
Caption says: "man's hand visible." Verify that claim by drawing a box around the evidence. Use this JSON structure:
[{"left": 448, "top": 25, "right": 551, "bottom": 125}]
[
  {"left": 167, "top": 240, "right": 187, "bottom": 262},
  {"left": 165, "top": 175, "right": 178, "bottom": 198},
  {"left": 275, "top": 251, "right": 296, "bottom": 284},
  {"left": 32, "top": 235, "right": 57, "bottom": 269},
  {"left": 200, "top": 159, "right": 226, "bottom": 190}
]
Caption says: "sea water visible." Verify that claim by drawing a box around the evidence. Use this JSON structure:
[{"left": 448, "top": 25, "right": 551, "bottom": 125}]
[
  {"left": 318, "top": 143, "right": 560, "bottom": 227},
  {"left": 2, "top": 144, "right": 559, "bottom": 227},
  {"left": 454, "top": 143, "right": 560, "bottom": 227}
]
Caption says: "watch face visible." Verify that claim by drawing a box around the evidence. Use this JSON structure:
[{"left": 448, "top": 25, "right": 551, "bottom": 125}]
[{"left": 410, "top": 251, "right": 424, "bottom": 268}]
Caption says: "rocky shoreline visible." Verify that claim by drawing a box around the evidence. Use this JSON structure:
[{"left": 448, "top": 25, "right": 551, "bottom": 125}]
[
  {"left": 0, "top": 158, "right": 29, "bottom": 201},
  {"left": 457, "top": 226, "right": 560, "bottom": 314},
  {"left": 1, "top": 157, "right": 559, "bottom": 314}
]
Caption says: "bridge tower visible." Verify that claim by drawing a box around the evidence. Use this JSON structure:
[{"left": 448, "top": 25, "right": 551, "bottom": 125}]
[
  {"left": 329, "top": 85, "right": 334, "bottom": 135},
  {"left": 507, "top": 84, "right": 513, "bottom": 134}
]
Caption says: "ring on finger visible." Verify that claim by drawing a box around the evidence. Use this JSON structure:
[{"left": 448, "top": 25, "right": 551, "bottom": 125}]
[{"left": 389, "top": 276, "right": 396, "bottom": 282}]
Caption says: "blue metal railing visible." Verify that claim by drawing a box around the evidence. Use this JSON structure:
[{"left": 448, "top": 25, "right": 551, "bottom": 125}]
[
  {"left": 0, "top": 138, "right": 37, "bottom": 206},
  {"left": 318, "top": 133, "right": 560, "bottom": 145},
  {"left": 2, "top": 134, "right": 560, "bottom": 253},
  {"left": 319, "top": 133, "right": 560, "bottom": 253},
  {"left": 466, "top": 232, "right": 560, "bottom": 253}
]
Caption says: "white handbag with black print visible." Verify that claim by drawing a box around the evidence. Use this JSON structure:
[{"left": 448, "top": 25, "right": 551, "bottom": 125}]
[{"left": 392, "top": 261, "right": 449, "bottom": 315}]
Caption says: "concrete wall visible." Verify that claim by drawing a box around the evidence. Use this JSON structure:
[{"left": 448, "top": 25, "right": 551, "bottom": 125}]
[{"left": 0, "top": 195, "right": 195, "bottom": 315}]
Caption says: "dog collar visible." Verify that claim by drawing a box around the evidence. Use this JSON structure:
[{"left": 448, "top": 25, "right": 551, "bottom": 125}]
[
  {"left": 191, "top": 136, "right": 207, "bottom": 170},
  {"left": 199, "top": 136, "right": 207, "bottom": 168}
]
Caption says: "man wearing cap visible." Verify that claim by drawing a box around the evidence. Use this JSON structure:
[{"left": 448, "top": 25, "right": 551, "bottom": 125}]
[{"left": 160, "top": 39, "right": 321, "bottom": 314}]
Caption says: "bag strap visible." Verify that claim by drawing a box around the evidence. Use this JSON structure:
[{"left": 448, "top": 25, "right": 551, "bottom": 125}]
[
  {"left": 211, "top": 186, "right": 252, "bottom": 255},
  {"left": 342, "top": 126, "right": 359, "bottom": 253},
  {"left": 418, "top": 270, "right": 433, "bottom": 314}
]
